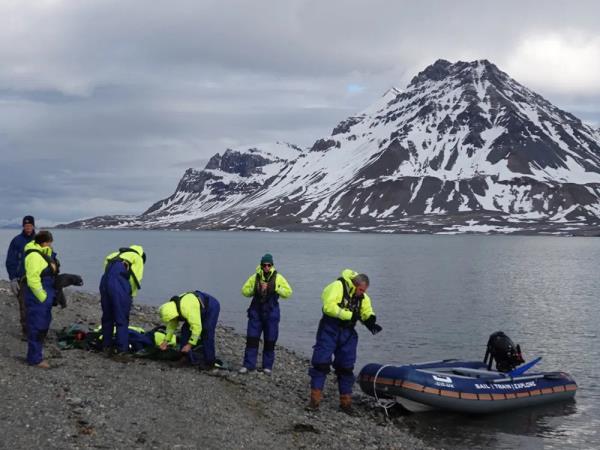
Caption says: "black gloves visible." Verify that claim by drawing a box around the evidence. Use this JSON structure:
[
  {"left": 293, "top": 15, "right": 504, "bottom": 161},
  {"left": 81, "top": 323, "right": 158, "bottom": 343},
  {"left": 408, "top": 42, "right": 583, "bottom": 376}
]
[
  {"left": 363, "top": 315, "right": 383, "bottom": 335},
  {"left": 351, "top": 310, "right": 360, "bottom": 323},
  {"left": 369, "top": 323, "right": 383, "bottom": 335}
]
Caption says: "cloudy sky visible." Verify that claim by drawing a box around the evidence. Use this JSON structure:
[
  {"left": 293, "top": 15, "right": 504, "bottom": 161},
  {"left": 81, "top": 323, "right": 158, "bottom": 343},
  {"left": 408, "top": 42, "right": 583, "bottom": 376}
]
[{"left": 1, "top": 0, "right": 599, "bottom": 225}]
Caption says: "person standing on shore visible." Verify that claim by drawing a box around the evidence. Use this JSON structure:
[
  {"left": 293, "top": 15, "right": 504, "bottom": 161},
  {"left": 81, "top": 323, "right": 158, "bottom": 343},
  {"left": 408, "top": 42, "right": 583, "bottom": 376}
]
[
  {"left": 157, "top": 290, "right": 221, "bottom": 368},
  {"left": 239, "top": 253, "right": 292, "bottom": 375},
  {"left": 23, "top": 230, "right": 58, "bottom": 368},
  {"left": 307, "top": 270, "right": 382, "bottom": 414},
  {"left": 5, "top": 215, "right": 36, "bottom": 336},
  {"left": 99, "top": 245, "right": 145, "bottom": 359}
]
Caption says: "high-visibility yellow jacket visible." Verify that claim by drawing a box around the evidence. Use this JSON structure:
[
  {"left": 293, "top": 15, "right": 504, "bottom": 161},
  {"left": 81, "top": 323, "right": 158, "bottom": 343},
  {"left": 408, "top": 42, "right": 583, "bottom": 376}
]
[
  {"left": 159, "top": 292, "right": 202, "bottom": 345},
  {"left": 24, "top": 241, "right": 56, "bottom": 302},
  {"left": 153, "top": 330, "right": 177, "bottom": 347},
  {"left": 104, "top": 245, "right": 145, "bottom": 297},
  {"left": 321, "top": 269, "right": 374, "bottom": 322},
  {"left": 241, "top": 265, "right": 292, "bottom": 299}
]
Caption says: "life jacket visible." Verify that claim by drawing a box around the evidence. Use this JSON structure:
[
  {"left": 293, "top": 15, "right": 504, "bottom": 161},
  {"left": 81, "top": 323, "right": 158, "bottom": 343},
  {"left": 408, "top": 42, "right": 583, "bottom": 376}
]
[
  {"left": 106, "top": 247, "right": 143, "bottom": 290},
  {"left": 251, "top": 270, "right": 278, "bottom": 306},
  {"left": 24, "top": 248, "right": 59, "bottom": 279},
  {"left": 337, "top": 277, "right": 363, "bottom": 326},
  {"left": 170, "top": 291, "right": 207, "bottom": 323}
]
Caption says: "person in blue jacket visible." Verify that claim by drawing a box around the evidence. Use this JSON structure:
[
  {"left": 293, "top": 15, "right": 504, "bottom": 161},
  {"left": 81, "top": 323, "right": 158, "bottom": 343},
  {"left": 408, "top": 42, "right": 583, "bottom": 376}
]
[{"left": 5, "top": 215, "right": 36, "bottom": 336}]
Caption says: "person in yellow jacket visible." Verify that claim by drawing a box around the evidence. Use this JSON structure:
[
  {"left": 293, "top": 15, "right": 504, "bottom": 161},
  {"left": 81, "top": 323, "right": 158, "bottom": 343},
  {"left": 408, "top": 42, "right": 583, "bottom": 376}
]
[
  {"left": 23, "top": 231, "right": 58, "bottom": 368},
  {"left": 91, "top": 324, "right": 177, "bottom": 352},
  {"left": 307, "top": 270, "right": 382, "bottom": 413},
  {"left": 239, "top": 253, "right": 292, "bottom": 375},
  {"left": 158, "top": 290, "right": 221, "bottom": 368},
  {"left": 99, "top": 245, "right": 146, "bottom": 357}
]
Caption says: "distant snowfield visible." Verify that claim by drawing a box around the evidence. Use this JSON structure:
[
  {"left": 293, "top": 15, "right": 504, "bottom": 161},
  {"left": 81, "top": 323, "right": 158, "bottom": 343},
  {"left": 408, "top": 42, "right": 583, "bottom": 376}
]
[{"left": 438, "top": 223, "right": 523, "bottom": 234}]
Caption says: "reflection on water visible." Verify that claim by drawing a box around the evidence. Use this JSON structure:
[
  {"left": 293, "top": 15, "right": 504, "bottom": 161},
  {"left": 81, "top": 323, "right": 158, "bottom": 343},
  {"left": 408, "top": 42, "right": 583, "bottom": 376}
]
[
  {"left": 0, "top": 229, "right": 599, "bottom": 449},
  {"left": 401, "top": 400, "right": 578, "bottom": 450}
]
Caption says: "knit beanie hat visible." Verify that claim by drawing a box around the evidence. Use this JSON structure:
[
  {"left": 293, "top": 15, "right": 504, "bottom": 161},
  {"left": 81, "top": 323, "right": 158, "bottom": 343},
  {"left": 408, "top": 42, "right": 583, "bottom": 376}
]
[{"left": 260, "top": 253, "right": 274, "bottom": 265}]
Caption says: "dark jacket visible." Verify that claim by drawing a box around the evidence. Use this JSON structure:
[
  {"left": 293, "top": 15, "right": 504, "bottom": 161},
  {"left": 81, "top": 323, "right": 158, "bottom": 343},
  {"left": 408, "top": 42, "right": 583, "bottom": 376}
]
[{"left": 5, "top": 231, "right": 35, "bottom": 279}]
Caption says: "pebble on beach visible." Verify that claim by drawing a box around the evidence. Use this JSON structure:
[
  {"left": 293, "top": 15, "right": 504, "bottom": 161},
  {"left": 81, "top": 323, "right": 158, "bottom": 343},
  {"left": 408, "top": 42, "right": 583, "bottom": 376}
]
[{"left": 0, "top": 280, "right": 431, "bottom": 449}]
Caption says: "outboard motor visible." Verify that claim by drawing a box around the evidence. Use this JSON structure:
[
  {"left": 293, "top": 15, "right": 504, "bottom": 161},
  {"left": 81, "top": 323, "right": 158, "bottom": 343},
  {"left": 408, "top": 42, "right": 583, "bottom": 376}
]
[{"left": 483, "top": 331, "right": 525, "bottom": 372}]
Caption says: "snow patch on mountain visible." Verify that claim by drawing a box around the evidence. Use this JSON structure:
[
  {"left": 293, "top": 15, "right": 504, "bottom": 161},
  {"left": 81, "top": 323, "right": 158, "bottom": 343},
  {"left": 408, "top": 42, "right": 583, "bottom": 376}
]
[{"left": 61, "top": 60, "right": 600, "bottom": 235}]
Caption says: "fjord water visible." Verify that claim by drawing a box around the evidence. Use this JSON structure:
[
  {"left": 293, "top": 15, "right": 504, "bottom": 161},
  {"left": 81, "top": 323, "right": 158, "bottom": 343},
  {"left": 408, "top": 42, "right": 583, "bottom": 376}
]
[{"left": 1, "top": 229, "right": 598, "bottom": 449}]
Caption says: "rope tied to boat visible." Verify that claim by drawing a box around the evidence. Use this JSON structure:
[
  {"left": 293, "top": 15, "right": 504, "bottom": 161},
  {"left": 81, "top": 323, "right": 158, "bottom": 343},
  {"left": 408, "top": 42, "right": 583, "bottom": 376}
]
[{"left": 373, "top": 364, "right": 396, "bottom": 418}]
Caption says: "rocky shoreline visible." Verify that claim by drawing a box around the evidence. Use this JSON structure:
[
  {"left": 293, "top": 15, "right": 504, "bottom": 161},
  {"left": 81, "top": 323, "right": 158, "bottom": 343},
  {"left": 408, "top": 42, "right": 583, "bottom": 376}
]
[
  {"left": 0, "top": 280, "right": 432, "bottom": 449},
  {"left": 57, "top": 213, "right": 600, "bottom": 236}
]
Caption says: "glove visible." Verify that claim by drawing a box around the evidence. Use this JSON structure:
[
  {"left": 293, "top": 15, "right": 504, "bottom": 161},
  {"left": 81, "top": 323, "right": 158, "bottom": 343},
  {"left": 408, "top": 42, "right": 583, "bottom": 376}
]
[
  {"left": 368, "top": 323, "right": 383, "bottom": 335},
  {"left": 9, "top": 279, "right": 20, "bottom": 296},
  {"left": 350, "top": 310, "right": 360, "bottom": 323},
  {"left": 363, "top": 315, "right": 383, "bottom": 335}
]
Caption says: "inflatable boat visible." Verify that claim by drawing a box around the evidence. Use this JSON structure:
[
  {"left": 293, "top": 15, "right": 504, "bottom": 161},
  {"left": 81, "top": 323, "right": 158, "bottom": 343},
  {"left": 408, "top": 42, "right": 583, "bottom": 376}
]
[{"left": 359, "top": 359, "right": 577, "bottom": 414}]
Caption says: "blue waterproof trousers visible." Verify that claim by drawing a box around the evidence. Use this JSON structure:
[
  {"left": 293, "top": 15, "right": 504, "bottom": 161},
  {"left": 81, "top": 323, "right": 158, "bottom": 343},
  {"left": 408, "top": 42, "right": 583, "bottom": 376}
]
[
  {"left": 181, "top": 294, "right": 221, "bottom": 366},
  {"left": 25, "top": 276, "right": 55, "bottom": 365},
  {"left": 309, "top": 316, "right": 358, "bottom": 395},
  {"left": 127, "top": 329, "right": 154, "bottom": 352},
  {"left": 243, "top": 305, "right": 280, "bottom": 370},
  {"left": 99, "top": 261, "right": 132, "bottom": 352}
]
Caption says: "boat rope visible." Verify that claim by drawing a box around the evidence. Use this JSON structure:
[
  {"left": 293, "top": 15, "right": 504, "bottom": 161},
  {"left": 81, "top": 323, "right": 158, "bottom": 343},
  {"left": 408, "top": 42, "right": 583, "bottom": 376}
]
[{"left": 373, "top": 364, "right": 396, "bottom": 418}]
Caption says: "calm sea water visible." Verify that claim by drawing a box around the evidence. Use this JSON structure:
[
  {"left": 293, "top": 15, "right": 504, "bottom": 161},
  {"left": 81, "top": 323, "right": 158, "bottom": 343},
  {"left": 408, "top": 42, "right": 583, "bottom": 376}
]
[{"left": 1, "top": 229, "right": 598, "bottom": 449}]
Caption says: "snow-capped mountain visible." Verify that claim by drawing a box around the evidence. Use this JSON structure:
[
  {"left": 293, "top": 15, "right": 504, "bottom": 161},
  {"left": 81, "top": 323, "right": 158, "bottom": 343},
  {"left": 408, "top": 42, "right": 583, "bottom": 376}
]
[
  {"left": 62, "top": 59, "right": 600, "bottom": 234},
  {"left": 142, "top": 142, "right": 302, "bottom": 225}
]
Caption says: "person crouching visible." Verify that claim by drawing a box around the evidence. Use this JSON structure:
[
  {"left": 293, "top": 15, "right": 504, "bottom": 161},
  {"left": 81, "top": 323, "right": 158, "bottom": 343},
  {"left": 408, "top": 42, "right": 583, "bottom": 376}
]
[{"left": 158, "top": 290, "right": 221, "bottom": 369}]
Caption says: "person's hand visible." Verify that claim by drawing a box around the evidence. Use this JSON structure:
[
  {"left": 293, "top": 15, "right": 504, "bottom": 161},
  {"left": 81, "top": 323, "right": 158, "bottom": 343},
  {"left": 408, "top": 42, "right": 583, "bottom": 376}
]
[
  {"left": 181, "top": 343, "right": 192, "bottom": 353},
  {"left": 363, "top": 315, "right": 382, "bottom": 335},
  {"left": 368, "top": 323, "right": 383, "bottom": 335},
  {"left": 9, "top": 279, "right": 20, "bottom": 296},
  {"left": 159, "top": 341, "right": 168, "bottom": 351},
  {"left": 351, "top": 310, "right": 360, "bottom": 323}
]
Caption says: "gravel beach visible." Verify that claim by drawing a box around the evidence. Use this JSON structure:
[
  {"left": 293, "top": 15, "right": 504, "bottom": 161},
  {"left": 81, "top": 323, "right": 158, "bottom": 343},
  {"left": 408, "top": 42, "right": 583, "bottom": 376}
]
[{"left": 0, "top": 280, "right": 432, "bottom": 449}]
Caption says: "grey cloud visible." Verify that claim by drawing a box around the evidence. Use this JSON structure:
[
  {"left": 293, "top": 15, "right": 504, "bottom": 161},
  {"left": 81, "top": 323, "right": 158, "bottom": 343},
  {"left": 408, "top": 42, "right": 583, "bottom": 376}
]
[{"left": 0, "top": 0, "right": 599, "bottom": 223}]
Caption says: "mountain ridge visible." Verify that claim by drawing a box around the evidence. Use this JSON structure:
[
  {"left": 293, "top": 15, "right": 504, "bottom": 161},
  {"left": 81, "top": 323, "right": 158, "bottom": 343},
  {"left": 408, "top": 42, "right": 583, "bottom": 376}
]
[{"left": 59, "top": 59, "right": 600, "bottom": 235}]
